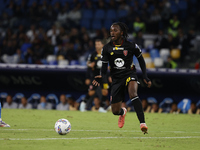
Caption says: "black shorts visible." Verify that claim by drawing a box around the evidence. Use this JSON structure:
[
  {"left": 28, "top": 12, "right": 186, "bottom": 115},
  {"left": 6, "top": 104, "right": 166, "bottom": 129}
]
[
  {"left": 88, "top": 82, "right": 109, "bottom": 91},
  {"left": 110, "top": 72, "right": 139, "bottom": 104}
]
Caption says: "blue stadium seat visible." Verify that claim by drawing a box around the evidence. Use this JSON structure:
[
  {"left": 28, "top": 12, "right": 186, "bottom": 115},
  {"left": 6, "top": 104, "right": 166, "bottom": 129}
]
[
  {"left": 196, "top": 100, "right": 200, "bottom": 109},
  {"left": 80, "top": 19, "right": 91, "bottom": 29},
  {"left": 149, "top": 49, "right": 160, "bottom": 61},
  {"left": 92, "top": 19, "right": 103, "bottom": 30},
  {"left": 46, "top": 94, "right": 59, "bottom": 109},
  {"left": 170, "top": 1, "right": 179, "bottom": 14},
  {"left": 177, "top": 98, "right": 191, "bottom": 113},
  {"left": 82, "top": 9, "right": 93, "bottom": 20},
  {"left": 76, "top": 94, "right": 86, "bottom": 103},
  {"left": 117, "top": 9, "right": 128, "bottom": 19},
  {"left": 159, "top": 98, "right": 173, "bottom": 113},
  {"left": 13, "top": 93, "right": 25, "bottom": 103},
  {"left": 94, "top": 9, "right": 106, "bottom": 20},
  {"left": 103, "top": 19, "right": 113, "bottom": 30},
  {"left": 0, "top": 92, "right": 8, "bottom": 104},
  {"left": 28, "top": 93, "right": 41, "bottom": 109},
  {"left": 178, "top": 0, "right": 188, "bottom": 10},
  {"left": 105, "top": 9, "right": 117, "bottom": 20},
  {"left": 147, "top": 97, "right": 157, "bottom": 105}
]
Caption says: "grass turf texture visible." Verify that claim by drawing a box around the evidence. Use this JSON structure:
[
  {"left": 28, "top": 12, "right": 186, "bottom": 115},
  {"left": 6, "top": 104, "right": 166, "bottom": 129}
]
[{"left": 0, "top": 109, "right": 200, "bottom": 150}]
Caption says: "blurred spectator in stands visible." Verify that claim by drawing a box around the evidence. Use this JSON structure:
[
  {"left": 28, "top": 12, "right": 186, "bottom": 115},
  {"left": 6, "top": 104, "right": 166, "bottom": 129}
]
[
  {"left": 119, "top": 0, "right": 130, "bottom": 12},
  {"left": 37, "top": 96, "right": 52, "bottom": 110},
  {"left": 3, "top": 95, "right": 18, "bottom": 109},
  {"left": 0, "top": 12, "right": 10, "bottom": 29},
  {"left": 160, "top": 0, "right": 171, "bottom": 29},
  {"left": 24, "top": 47, "right": 34, "bottom": 64},
  {"left": 109, "top": 0, "right": 118, "bottom": 9},
  {"left": 68, "top": 6, "right": 81, "bottom": 28},
  {"left": 168, "top": 15, "right": 181, "bottom": 38},
  {"left": 150, "top": 103, "right": 159, "bottom": 113},
  {"left": 148, "top": 9, "right": 161, "bottom": 34},
  {"left": 195, "top": 60, "right": 200, "bottom": 70},
  {"left": 177, "top": 30, "right": 189, "bottom": 62},
  {"left": 96, "top": 0, "right": 107, "bottom": 9},
  {"left": 56, "top": 94, "right": 69, "bottom": 110},
  {"left": 57, "top": 8, "right": 69, "bottom": 26},
  {"left": 133, "top": 16, "right": 145, "bottom": 37},
  {"left": 18, "top": 97, "right": 32, "bottom": 109},
  {"left": 165, "top": 56, "right": 177, "bottom": 69},
  {"left": 166, "top": 34, "right": 179, "bottom": 50},
  {"left": 1, "top": 39, "right": 19, "bottom": 64},
  {"left": 47, "top": 25, "right": 60, "bottom": 46},
  {"left": 83, "top": 0, "right": 93, "bottom": 9},
  {"left": 188, "top": 102, "right": 200, "bottom": 114},
  {"left": 66, "top": 95, "right": 79, "bottom": 111},
  {"left": 154, "top": 30, "right": 168, "bottom": 49},
  {"left": 141, "top": 99, "right": 151, "bottom": 113},
  {"left": 133, "top": 31, "right": 144, "bottom": 49},
  {"left": 170, "top": 102, "right": 178, "bottom": 114}
]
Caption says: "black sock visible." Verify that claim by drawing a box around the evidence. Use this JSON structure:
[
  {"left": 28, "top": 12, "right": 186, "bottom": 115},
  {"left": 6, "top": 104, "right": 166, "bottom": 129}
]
[
  {"left": 118, "top": 108, "right": 124, "bottom": 115},
  {"left": 100, "top": 95, "right": 107, "bottom": 107},
  {"left": 83, "top": 94, "right": 90, "bottom": 102},
  {"left": 131, "top": 96, "right": 145, "bottom": 123}
]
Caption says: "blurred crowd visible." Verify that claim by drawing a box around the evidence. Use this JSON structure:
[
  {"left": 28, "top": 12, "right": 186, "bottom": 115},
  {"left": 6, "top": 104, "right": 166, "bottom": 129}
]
[
  {"left": 0, "top": 0, "right": 200, "bottom": 68},
  {"left": 1, "top": 92, "right": 200, "bottom": 114}
]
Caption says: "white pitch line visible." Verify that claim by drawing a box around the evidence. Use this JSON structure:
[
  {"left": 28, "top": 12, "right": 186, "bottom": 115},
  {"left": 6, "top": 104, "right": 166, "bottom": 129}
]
[
  {"left": 1, "top": 129, "right": 200, "bottom": 134},
  {"left": 0, "top": 136, "right": 200, "bottom": 141}
]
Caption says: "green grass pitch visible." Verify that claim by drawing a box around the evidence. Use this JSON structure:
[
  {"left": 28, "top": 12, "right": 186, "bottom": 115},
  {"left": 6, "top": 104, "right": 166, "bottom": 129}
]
[{"left": 0, "top": 109, "right": 200, "bottom": 150}]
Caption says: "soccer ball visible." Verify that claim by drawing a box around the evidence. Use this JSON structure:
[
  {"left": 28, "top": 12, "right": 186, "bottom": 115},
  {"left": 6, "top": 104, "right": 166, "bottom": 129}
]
[{"left": 54, "top": 119, "right": 71, "bottom": 135}]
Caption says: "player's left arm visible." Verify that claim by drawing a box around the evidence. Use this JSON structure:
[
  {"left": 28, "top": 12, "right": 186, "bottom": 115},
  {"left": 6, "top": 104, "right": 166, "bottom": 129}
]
[{"left": 135, "top": 44, "right": 152, "bottom": 88}]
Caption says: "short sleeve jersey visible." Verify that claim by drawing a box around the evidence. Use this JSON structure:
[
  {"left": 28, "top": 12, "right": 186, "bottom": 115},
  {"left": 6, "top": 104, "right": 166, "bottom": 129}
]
[
  {"left": 87, "top": 51, "right": 102, "bottom": 77},
  {"left": 101, "top": 40, "right": 142, "bottom": 78}
]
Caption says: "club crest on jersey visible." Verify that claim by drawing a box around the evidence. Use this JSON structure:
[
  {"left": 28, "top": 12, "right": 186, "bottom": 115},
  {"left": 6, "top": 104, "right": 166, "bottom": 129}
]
[{"left": 123, "top": 50, "right": 128, "bottom": 56}]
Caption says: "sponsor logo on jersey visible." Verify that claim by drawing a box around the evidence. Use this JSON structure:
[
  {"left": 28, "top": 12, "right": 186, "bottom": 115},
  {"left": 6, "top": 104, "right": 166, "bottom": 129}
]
[
  {"left": 96, "top": 60, "right": 102, "bottom": 68},
  {"left": 113, "top": 47, "right": 124, "bottom": 50},
  {"left": 114, "top": 58, "right": 124, "bottom": 67},
  {"left": 123, "top": 50, "right": 128, "bottom": 56}
]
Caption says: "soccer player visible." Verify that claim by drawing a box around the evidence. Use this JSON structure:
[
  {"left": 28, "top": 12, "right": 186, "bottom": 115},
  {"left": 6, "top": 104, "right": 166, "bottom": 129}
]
[
  {"left": 80, "top": 39, "right": 109, "bottom": 113},
  {"left": 92, "top": 22, "right": 151, "bottom": 134},
  {"left": 0, "top": 100, "right": 10, "bottom": 127}
]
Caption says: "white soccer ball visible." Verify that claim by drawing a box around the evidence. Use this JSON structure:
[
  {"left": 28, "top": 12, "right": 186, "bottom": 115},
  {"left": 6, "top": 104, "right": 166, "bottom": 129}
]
[{"left": 54, "top": 119, "right": 71, "bottom": 135}]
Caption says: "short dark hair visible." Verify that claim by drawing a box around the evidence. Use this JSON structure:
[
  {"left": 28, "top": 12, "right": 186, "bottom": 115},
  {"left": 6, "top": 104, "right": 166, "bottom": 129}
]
[{"left": 111, "top": 22, "right": 129, "bottom": 41}]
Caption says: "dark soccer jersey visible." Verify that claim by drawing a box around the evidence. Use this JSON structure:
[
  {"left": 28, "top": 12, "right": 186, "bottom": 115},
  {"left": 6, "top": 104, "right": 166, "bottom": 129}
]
[
  {"left": 87, "top": 51, "right": 102, "bottom": 78},
  {"left": 101, "top": 40, "right": 142, "bottom": 78}
]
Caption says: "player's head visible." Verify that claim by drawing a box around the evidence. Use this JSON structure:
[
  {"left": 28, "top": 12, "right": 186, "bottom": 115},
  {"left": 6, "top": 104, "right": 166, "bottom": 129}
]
[
  {"left": 110, "top": 22, "right": 129, "bottom": 42},
  {"left": 95, "top": 39, "right": 104, "bottom": 53}
]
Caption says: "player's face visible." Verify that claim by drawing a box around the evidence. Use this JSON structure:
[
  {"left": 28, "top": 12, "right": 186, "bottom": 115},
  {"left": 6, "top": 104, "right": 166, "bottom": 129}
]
[
  {"left": 110, "top": 25, "right": 123, "bottom": 42},
  {"left": 95, "top": 41, "right": 103, "bottom": 52}
]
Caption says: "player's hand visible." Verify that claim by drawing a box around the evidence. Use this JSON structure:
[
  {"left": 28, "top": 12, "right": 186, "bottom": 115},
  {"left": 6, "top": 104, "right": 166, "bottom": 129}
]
[
  {"left": 88, "top": 62, "right": 95, "bottom": 68},
  {"left": 143, "top": 79, "right": 152, "bottom": 88},
  {"left": 92, "top": 75, "right": 102, "bottom": 86}
]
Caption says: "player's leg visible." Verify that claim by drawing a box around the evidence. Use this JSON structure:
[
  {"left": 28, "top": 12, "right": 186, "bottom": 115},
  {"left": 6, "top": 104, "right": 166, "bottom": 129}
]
[
  {"left": 128, "top": 81, "right": 148, "bottom": 134},
  {"left": 80, "top": 84, "right": 96, "bottom": 112},
  {"left": 110, "top": 80, "right": 127, "bottom": 128},
  {"left": 98, "top": 88, "right": 108, "bottom": 113},
  {"left": 0, "top": 101, "right": 10, "bottom": 127}
]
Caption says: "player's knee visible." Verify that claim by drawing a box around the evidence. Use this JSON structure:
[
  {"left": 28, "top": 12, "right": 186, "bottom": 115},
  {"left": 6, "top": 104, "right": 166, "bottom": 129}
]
[
  {"left": 112, "top": 108, "right": 120, "bottom": 115},
  {"left": 129, "top": 93, "right": 138, "bottom": 100}
]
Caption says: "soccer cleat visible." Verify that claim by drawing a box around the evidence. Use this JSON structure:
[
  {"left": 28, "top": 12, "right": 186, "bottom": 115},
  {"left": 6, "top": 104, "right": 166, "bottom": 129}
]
[
  {"left": 0, "top": 121, "right": 10, "bottom": 127},
  {"left": 140, "top": 123, "right": 148, "bottom": 134},
  {"left": 118, "top": 107, "right": 127, "bottom": 128}
]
